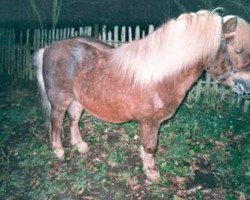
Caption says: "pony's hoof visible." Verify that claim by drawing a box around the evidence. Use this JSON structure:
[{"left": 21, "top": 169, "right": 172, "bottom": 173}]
[
  {"left": 54, "top": 148, "right": 64, "bottom": 160},
  {"left": 76, "top": 142, "right": 89, "bottom": 154},
  {"left": 146, "top": 168, "right": 161, "bottom": 183}
]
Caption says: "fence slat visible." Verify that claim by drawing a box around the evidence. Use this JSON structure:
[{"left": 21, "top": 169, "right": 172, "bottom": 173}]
[
  {"left": 102, "top": 25, "right": 107, "bottom": 42},
  {"left": 121, "top": 26, "right": 126, "bottom": 43},
  {"left": 114, "top": 26, "right": 119, "bottom": 47},
  {"left": 135, "top": 26, "right": 140, "bottom": 40}
]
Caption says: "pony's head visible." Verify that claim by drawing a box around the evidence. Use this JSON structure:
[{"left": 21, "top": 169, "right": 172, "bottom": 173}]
[{"left": 207, "top": 15, "right": 250, "bottom": 98}]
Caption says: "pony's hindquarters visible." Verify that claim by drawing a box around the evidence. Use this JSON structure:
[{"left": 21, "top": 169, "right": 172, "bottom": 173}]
[
  {"left": 34, "top": 48, "right": 52, "bottom": 135},
  {"left": 34, "top": 44, "right": 89, "bottom": 160}
]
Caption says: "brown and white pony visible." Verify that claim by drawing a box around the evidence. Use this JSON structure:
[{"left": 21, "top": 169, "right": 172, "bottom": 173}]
[{"left": 34, "top": 10, "right": 250, "bottom": 182}]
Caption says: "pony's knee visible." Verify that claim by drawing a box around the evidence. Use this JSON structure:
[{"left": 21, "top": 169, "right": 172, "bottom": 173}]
[
  {"left": 68, "top": 101, "right": 83, "bottom": 120},
  {"left": 140, "top": 122, "right": 159, "bottom": 154},
  {"left": 143, "top": 144, "right": 157, "bottom": 154},
  {"left": 142, "top": 138, "right": 158, "bottom": 154}
]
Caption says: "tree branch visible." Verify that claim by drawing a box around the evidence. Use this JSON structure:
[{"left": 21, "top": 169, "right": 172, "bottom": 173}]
[{"left": 29, "top": 0, "right": 44, "bottom": 29}]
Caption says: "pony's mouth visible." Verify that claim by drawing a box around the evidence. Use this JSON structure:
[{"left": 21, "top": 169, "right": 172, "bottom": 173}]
[{"left": 232, "top": 79, "right": 250, "bottom": 99}]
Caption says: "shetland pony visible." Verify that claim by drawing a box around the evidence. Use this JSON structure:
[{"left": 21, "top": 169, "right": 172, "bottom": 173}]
[{"left": 34, "top": 10, "right": 250, "bottom": 182}]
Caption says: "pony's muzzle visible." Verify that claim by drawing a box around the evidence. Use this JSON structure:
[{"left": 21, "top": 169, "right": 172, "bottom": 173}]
[{"left": 232, "top": 78, "right": 250, "bottom": 99}]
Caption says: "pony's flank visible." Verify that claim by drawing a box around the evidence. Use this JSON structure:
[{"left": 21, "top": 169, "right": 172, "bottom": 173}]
[{"left": 110, "top": 10, "right": 222, "bottom": 86}]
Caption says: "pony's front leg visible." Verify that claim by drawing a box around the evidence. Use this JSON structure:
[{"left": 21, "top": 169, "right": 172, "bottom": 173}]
[{"left": 140, "top": 122, "right": 161, "bottom": 182}]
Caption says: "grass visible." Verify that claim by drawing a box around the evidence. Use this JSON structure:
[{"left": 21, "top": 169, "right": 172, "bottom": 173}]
[{"left": 0, "top": 76, "right": 249, "bottom": 199}]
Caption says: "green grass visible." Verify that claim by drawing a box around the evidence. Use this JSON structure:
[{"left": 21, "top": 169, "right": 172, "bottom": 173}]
[{"left": 0, "top": 76, "right": 249, "bottom": 199}]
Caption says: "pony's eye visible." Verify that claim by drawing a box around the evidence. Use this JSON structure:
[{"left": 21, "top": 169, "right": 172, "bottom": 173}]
[{"left": 235, "top": 48, "right": 242, "bottom": 54}]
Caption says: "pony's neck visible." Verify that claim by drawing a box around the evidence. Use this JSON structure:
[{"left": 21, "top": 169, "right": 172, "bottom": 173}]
[{"left": 111, "top": 10, "right": 222, "bottom": 87}]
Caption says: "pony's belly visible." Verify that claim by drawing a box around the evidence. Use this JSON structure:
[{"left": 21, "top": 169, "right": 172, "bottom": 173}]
[
  {"left": 80, "top": 99, "right": 134, "bottom": 123},
  {"left": 85, "top": 107, "right": 132, "bottom": 123}
]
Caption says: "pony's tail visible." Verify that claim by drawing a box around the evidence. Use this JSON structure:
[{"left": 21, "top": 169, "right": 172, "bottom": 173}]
[{"left": 34, "top": 48, "right": 52, "bottom": 137}]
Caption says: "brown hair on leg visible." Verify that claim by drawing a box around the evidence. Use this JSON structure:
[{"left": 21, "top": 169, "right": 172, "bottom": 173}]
[
  {"left": 140, "top": 122, "right": 161, "bottom": 182},
  {"left": 68, "top": 101, "right": 89, "bottom": 155}
]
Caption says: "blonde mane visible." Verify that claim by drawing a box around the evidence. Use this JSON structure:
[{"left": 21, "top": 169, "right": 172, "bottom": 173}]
[{"left": 110, "top": 10, "right": 223, "bottom": 86}]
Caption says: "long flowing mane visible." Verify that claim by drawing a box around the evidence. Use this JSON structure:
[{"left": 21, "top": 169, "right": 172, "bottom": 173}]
[{"left": 110, "top": 10, "right": 222, "bottom": 86}]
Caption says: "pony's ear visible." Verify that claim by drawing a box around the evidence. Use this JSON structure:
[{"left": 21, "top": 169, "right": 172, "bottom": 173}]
[{"left": 223, "top": 17, "right": 238, "bottom": 39}]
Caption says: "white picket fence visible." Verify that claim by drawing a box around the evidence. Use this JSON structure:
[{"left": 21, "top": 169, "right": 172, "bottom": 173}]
[{"left": 0, "top": 25, "right": 249, "bottom": 112}]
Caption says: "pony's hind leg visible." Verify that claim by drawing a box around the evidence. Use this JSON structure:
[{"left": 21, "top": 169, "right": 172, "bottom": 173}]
[
  {"left": 140, "top": 122, "right": 161, "bottom": 182},
  {"left": 68, "top": 101, "right": 89, "bottom": 154},
  {"left": 51, "top": 101, "right": 71, "bottom": 160}
]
